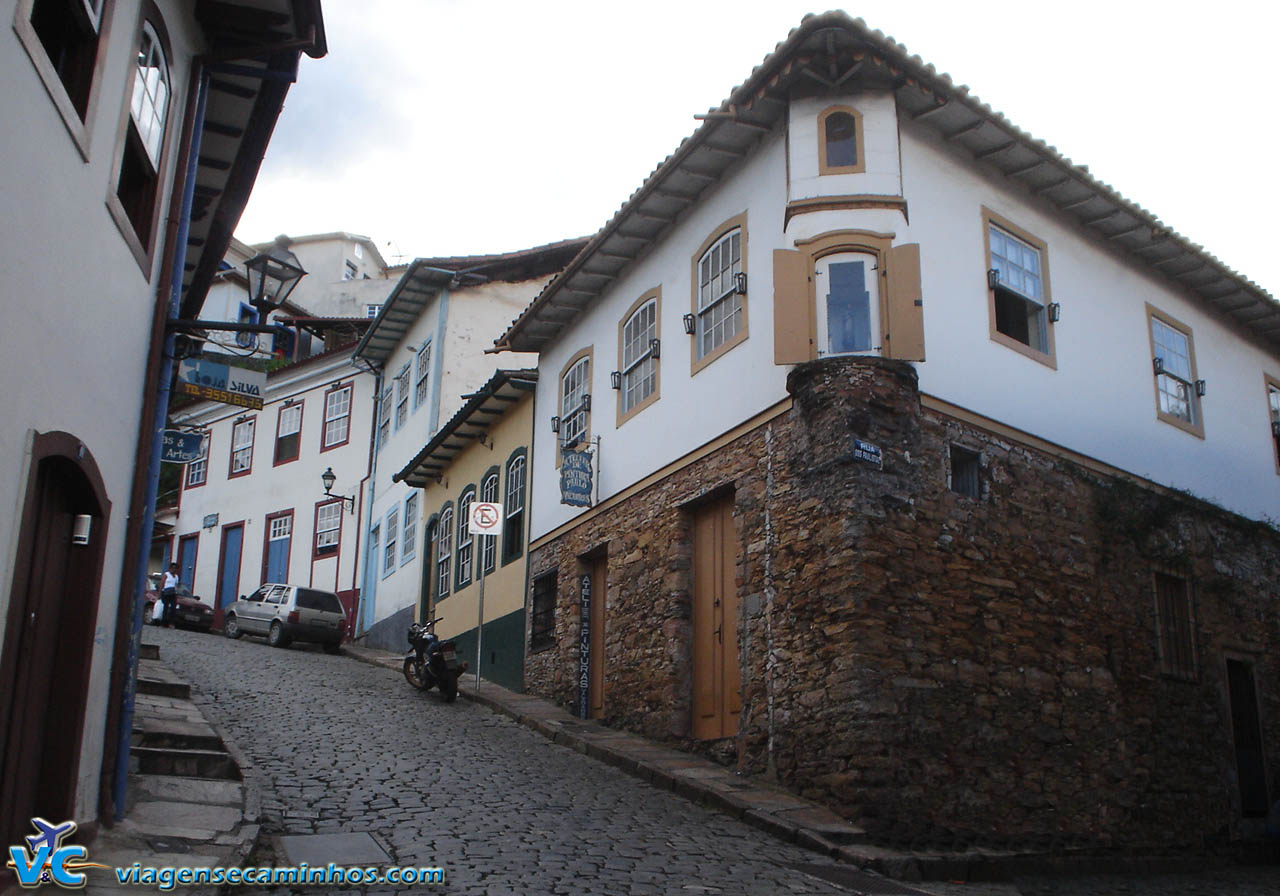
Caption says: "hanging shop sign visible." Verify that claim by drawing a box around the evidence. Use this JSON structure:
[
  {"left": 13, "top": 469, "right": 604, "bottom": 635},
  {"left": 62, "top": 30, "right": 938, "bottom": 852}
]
[
  {"left": 160, "top": 430, "right": 205, "bottom": 464},
  {"left": 176, "top": 359, "right": 266, "bottom": 410},
  {"left": 560, "top": 449, "right": 593, "bottom": 507}
]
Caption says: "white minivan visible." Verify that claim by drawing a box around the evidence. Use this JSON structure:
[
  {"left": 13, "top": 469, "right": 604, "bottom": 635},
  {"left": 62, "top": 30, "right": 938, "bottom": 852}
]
[{"left": 223, "top": 583, "right": 346, "bottom": 653}]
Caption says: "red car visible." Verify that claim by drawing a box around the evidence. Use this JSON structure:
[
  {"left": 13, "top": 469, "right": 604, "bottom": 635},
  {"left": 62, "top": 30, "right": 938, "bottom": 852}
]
[{"left": 145, "top": 577, "right": 215, "bottom": 632}]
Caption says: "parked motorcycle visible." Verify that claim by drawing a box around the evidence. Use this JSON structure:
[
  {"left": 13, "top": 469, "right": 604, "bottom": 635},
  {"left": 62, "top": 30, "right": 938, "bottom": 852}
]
[{"left": 403, "top": 617, "right": 466, "bottom": 702}]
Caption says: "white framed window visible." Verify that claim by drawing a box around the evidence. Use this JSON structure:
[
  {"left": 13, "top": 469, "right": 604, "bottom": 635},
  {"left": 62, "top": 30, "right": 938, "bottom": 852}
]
[
  {"left": 816, "top": 252, "right": 880, "bottom": 356},
  {"left": 365, "top": 304, "right": 381, "bottom": 319},
  {"left": 818, "top": 105, "right": 865, "bottom": 175},
  {"left": 383, "top": 507, "right": 398, "bottom": 577},
  {"left": 414, "top": 342, "right": 432, "bottom": 409},
  {"left": 269, "top": 514, "right": 292, "bottom": 541},
  {"left": 322, "top": 385, "right": 351, "bottom": 449},
  {"left": 354, "top": 242, "right": 363, "bottom": 259},
  {"left": 129, "top": 21, "right": 169, "bottom": 167},
  {"left": 455, "top": 488, "right": 474, "bottom": 589},
  {"left": 315, "top": 501, "right": 341, "bottom": 556},
  {"left": 502, "top": 451, "right": 526, "bottom": 565},
  {"left": 230, "top": 417, "right": 255, "bottom": 477},
  {"left": 185, "top": 431, "right": 209, "bottom": 488},
  {"left": 985, "top": 211, "right": 1054, "bottom": 364},
  {"left": 114, "top": 18, "right": 171, "bottom": 247},
  {"left": 480, "top": 471, "right": 498, "bottom": 574},
  {"left": 343, "top": 260, "right": 357, "bottom": 281},
  {"left": 402, "top": 493, "right": 418, "bottom": 564},
  {"left": 377, "top": 385, "right": 392, "bottom": 450},
  {"left": 696, "top": 227, "right": 744, "bottom": 361},
  {"left": 395, "top": 363, "right": 410, "bottom": 430},
  {"left": 621, "top": 297, "right": 658, "bottom": 417},
  {"left": 436, "top": 505, "right": 453, "bottom": 598},
  {"left": 1148, "top": 305, "right": 1202, "bottom": 437},
  {"left": 560, "top": 354, "right": 591, "bottom": 450},
  {"left": 368, "top": 524, "right": 380, "bottom": 575},
  {"left": 1268, "top": 379, "right": 1280, "bottom": 473}
]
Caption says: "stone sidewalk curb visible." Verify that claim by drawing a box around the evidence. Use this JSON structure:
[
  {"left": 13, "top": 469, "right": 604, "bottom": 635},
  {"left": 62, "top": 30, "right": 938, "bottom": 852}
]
[
  {"left": 344, "top": 643, "right": 1261, "bottom": 884},
  {"left": 343, "top": 644, "right": 956, "bottom": 883}
]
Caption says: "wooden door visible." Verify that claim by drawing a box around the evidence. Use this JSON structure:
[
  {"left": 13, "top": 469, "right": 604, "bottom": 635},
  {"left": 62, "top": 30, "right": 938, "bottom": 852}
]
[
  {"left": 589, "top": 555, "right": 606, "bottom": 719},
  {"left": 692, "top": 495, "right": 740, "bottom": 740},
  {"left": 1227, "top": 659, "right": 1269, "bottom": 817},
  {"left": 0, "top": 451, "right": 106, "bottom": 846},
  {"left": 214, "top": 523, "right": 243, "bottom": 629}
]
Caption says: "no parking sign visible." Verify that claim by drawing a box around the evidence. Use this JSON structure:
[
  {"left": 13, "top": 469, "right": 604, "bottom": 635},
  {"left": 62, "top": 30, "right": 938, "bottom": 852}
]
[{"left": 468, "top": 502, "right": 503, "bottom": 536}]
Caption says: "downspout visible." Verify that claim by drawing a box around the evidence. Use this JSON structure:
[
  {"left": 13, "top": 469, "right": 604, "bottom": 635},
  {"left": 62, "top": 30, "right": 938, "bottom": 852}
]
[
  {"left": 426, "top": 288, "right": 451, "bottom": 434},
  {"left": 112, "top": 67, "right": 210, "bottom": 821},
  {"left": 357, "top": 362, "right": 383, "bottom": 636}
]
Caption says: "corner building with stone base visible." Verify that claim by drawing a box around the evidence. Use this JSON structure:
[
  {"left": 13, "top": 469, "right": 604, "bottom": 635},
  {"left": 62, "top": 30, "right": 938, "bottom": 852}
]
[{"left": 494, "top": 14, "right": 1280, "bottom": 854}]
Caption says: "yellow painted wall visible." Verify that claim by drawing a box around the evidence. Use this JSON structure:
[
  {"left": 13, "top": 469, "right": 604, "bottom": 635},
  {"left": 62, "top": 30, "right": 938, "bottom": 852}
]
[{"left": 420, "top": 390, "right": 532, "bottom": 642}]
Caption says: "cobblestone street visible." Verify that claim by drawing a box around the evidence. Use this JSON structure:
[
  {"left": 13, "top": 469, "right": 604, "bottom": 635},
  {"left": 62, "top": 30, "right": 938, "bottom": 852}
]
[{"left": 152, "top": 628, "right": 1280, "bottom": 895}]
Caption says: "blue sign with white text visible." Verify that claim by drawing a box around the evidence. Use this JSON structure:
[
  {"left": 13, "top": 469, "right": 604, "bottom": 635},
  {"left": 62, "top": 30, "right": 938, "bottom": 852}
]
[{"left": 161, "top": 431, "right": 205, "bottom": 464}]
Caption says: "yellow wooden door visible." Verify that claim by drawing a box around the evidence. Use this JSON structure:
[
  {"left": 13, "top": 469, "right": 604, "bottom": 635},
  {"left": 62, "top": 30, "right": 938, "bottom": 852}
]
[{"left": 692, "top": 496, "right": 740, "bottom": 739}]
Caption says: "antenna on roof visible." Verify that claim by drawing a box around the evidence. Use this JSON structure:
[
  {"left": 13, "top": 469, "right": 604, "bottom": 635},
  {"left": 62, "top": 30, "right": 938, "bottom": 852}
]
[{"left": 386, "top": 240, "right": 407, "bottom": 265}]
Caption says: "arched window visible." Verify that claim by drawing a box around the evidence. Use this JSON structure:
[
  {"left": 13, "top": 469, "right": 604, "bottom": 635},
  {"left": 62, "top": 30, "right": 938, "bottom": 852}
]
[
  {"left": 455, "top": 486, "right": 475, "bottom": 590},
  {"left": 691, "top": 216, "right": 748, "bottom": 370},
  {"left": 480, "top": 468, "right": 499, "bottom": 575},
  {"left": 818, "top": 106, "right": 864, "bottom": 175},
  {"left": 435, "top": 504, "right": 453, "bottom": 599},
  {"left": 502, "top": 449, "right": 527, "bottom": 565}
]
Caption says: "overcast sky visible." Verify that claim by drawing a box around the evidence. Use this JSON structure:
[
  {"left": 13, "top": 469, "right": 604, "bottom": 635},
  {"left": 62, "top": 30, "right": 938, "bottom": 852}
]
[{"left": 235, "top": 1, "right": 1279, "bottom": 296}]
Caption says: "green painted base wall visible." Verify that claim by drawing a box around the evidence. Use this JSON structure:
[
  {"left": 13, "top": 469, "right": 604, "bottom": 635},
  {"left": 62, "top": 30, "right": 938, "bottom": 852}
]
[{"left": 446, "top": 608, "right": 525, "bottom": 693}]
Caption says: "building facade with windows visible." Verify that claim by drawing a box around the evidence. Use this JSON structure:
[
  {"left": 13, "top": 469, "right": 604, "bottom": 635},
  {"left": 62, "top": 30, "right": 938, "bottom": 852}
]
[
  {"left": 167, "top": 348, "right": 374, "bottom": 634},
  {"left": 394, "top": 369, "right": 535, "bottom": 692},
  {"left": 0, "top": 0, "right": 325, "bottom": 855},
  {"left": 495, "top": 14, "right": 1280, "bottom": 853},
  {"left": 350, "top": 240, "right": 585, "bottom": 651}
]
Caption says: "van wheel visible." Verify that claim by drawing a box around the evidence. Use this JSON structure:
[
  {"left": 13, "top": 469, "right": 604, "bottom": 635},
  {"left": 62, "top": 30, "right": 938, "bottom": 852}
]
[
  {"left": 224, "top": 615, "right": 242, "bottom": 639},
  {"left": 268, "top": 621, "right": 290, "bottom": 648}
]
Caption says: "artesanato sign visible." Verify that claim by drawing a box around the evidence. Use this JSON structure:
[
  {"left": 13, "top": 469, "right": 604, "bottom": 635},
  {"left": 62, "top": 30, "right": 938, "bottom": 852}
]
[
  {"left": 176, "top": 359, "right": 266, "bottom": 410},
  {"left": 160, "top": 430, "right": 205, "bottom": 464},
  {"left": 560, "top": 449, "right": 593, "bottom": 507}
]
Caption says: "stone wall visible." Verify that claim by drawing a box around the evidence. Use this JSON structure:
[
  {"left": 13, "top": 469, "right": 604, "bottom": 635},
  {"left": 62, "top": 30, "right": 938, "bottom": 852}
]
[{"left": 524, "top": 356, "right": 1280, "bottom": 851}]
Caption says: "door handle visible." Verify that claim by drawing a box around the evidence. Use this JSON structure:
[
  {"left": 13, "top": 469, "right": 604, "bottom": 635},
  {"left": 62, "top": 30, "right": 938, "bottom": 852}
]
[{"left": 715, "top": 625, "right": 722, "bottom": 644}]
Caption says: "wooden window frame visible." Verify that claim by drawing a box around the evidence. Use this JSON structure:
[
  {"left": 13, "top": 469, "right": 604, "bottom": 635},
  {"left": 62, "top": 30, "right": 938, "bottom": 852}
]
[
  {"left": 817, "top": 104, "right": 866, "bottom": 175},
  {"left": 1146, "top": 304, "right": 1204, "bottom": 439},
  {"left": 401, "top": 492, "right": 418, "bottom": 566},
  {"left": 184, "top": 428, "right": 209, "bottom": 489},
  {"left": 981, "top": 207, "right": 1057, "bottom": 369},
  {"left": 455, "top": 485, "right": 476, "bottom": 591},
  {"left": 12, "top": 0, "right": 114, "bottom": 161},
  {"left": 435, "top": 502, "right": 453, "bottom": 599},
  {"left": 557, "top": 347, "right": 593, "bottom": 466},
  {"left": 395, "top": 362, "right": 410, "bottom": 431},
  {"left": 104, "top": 4, "right": 176, "bottom": 277},
  {"left": 1153, "top": 571, "right": 1198, "bottom": 682},
  {"left": 617, "top": 289, "right": 661, "bottom": 426},
  {"left": 528, "top": 569, "right": 558, "bottom": 653},
  {"left": 502, "top": 448, "right": 527, "bottom": 566},
  {"left": 320, "top": 383, "right": 352, "bottom": 452},
  {"left": 382, "top": 507, "right": 398, "bottom": 578},
  {"left": 273, "top": 401, "right": 303, "bottom": 467},
  {"left": 312, "top": 499, "right": 342, "bottom": 560},
  {"left": 480, "top": 467, "right": 499, "bottom": 575},
  {"left": 414, "top": 342, "right": 431, "bottom": 410},
  {"left": 227, "top": 416, "right": 255, "bottom": 479},
  {"left": 690, "top": 213, "right": 749, "bottom": 375},
  {"left": 376, "top": 384, "right": 392, "bottom": 451},
  {"left": 1266, "top": 374, "right": 1280, "bottom": 475}
]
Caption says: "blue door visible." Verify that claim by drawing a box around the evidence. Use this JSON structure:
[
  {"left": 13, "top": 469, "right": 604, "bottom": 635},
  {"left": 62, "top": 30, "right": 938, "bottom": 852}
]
[
  {"left": 178, "top": 534, "right": 198, "bottom": 588},
  {"left": 265, "top": 515, "right": 291, "bottom": 582},
  {"left": 216, "top": 524, "right": 243, "bottom": 620}
]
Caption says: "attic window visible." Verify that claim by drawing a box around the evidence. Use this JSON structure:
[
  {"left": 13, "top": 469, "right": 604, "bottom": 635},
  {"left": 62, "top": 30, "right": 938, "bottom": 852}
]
[{"left": 818, "top": 106, "right": 865, "bottom": 175}]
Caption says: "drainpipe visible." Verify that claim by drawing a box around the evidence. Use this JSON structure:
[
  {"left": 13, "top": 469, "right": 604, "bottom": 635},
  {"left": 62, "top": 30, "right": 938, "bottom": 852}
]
[
  {"left": 358, "top": 364, "right": 383, "bottom": 636},
  {"left": 112, "top": 69, "right": 210, "bottom": 821}
]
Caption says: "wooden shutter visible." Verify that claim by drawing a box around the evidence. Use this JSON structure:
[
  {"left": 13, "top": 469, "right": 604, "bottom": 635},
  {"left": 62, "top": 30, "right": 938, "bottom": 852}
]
[
  {"left": 773, "top": 249, "right": 813, "bottom": 364},
  {"left": 884, "top": 243, "right": 925, "bottom": 361}
]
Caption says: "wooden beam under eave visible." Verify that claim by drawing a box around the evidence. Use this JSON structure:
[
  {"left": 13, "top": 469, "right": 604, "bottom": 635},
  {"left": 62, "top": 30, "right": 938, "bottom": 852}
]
[
  {"left": 912, "top": 99, "right": 950, "bottom": 121},
  {"left": 974, "top": 141, "right": 1017, "bottom": 161},
  {"left": 944, "top": 119, "right": 985, "bottom": 141}
]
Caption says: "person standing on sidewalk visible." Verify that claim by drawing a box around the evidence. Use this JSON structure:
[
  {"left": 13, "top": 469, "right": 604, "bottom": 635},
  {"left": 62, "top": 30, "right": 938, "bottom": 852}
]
[{"left": 160, "top": 563, "right": 180, "bottom": 628}]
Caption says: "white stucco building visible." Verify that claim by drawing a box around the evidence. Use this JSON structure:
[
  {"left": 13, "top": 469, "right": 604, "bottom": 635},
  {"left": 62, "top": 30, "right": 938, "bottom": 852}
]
[
  {"left": 0, "top": 0, "right": 325, "bottom": 848},
  {"left": 350, "top": 240, "right": 585, "bottom": 649},
  {"left": 498, "top": 13, "right": 1280, "bottom": 852}
]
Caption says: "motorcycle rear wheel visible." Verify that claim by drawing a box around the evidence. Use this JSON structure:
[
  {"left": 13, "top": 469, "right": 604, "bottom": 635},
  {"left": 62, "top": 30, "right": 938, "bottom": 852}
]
[
  {"left": 440, "top": 673, "right": 458, "bottom": 703},
  {"left": 403, "top": 657, "right": 431, "bottom": 691}
]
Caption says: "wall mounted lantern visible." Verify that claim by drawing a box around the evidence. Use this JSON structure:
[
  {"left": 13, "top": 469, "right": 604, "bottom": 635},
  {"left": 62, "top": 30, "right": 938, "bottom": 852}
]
[
  {"left": 682, "top": 313, "right": 696, "bottom": 335},
  {"left": 320, "top": 467, "right": 356, "bottom": 514},
  {"left": 245, "top": 236, "right": 307, "bottom": 314}
]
